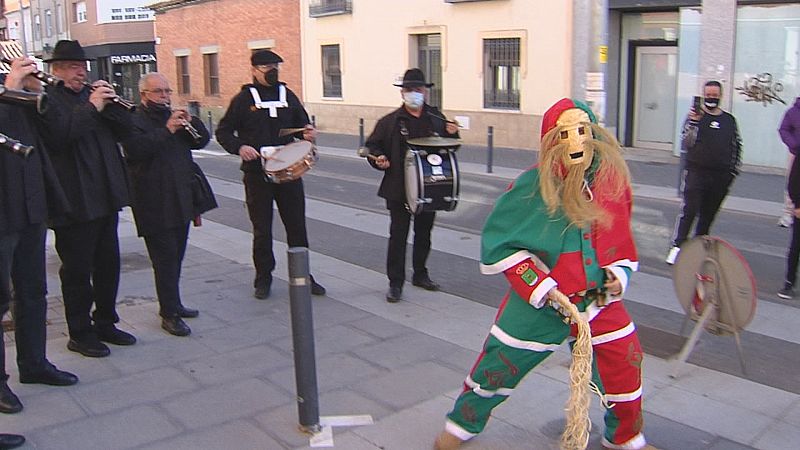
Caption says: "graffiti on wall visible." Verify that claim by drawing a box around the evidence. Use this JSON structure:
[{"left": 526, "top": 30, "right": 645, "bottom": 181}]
[{"left": 735, "top": 73, "right": 786, "bottom": 106}]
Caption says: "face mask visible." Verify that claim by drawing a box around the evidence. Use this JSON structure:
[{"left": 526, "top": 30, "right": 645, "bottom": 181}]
[
  {"left": 265, "top": 68, "right": 279, "bottom": 86},
  {"left": 704, "top": 97, "right": 720, "bottom": 109},
  {"left": 403, "top": 91, "right": 424, "bottom": 110},
  {"left": 147, "top": 100, "right": 170, "bottom": 111}
]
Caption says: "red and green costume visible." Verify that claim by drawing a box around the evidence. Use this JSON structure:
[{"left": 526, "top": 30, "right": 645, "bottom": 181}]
[{"left": 443, "top": 99, "right": 648, "bottom": 449}]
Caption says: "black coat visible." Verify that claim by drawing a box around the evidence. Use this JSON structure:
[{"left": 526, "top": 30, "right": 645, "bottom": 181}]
[
  {"left": 122, "top": 104, "right": 213, "bottom": 237},
  {"left": 216, "top": 82, "right": 310, "bottom": 173},
  {"left": 0, "top": 104, "right": 69, "bottom": 235},
  {"left": 42, "top": 85, "right": 132, "bottom": 227},
  {"left": 364, "top": 104, "right": 459, "bottom": 202}
]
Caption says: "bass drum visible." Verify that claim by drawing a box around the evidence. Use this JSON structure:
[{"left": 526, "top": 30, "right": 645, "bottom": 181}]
[{"left": 404, "top": 147, "right": 459, "bottom": 214}]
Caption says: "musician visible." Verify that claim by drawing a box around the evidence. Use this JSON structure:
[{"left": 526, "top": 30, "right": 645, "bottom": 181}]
[
  {"left": 121, "top": 73, "right": 212, "bottom": 336},
  {"left": 364, "top": 69, "right": 459, "bottom": 303},
  {"left": 1, "top": 59, "right": 78, "bottom": 418},
  {"left": 216, "top": 49, "right": 325, "bottom": 300},
  {"left": 434, "top": 99, "right": 650, "bottom": 450},
  {"left": 41, "top": 40, "right": 137, "bottom": 357}
]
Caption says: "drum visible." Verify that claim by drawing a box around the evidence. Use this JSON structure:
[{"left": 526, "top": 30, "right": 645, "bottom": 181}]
[
  {"left": 404, "top": 146, "right": 459, "bottom": 214},
  {"left": 260, "top": 140, "right": 318, "bottom": 183}
]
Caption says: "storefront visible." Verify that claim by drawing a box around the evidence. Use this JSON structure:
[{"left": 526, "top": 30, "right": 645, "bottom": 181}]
[{"left": 82, "top": 41, "right": 157, "bottom": 103}]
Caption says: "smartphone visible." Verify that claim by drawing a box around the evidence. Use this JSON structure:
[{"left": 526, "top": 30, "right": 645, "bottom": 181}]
[{"left": 692, "top": 95, "right": 703, "bottom": 113}]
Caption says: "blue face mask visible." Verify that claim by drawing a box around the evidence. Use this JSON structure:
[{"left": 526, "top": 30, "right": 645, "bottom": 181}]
[{"left": 403, "top": 91, "right": 425, "bottom": 110}]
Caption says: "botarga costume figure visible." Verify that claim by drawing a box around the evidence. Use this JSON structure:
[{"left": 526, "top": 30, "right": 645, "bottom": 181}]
[{"left": 435, "top": 99, "right": 654, "bottom": 450}]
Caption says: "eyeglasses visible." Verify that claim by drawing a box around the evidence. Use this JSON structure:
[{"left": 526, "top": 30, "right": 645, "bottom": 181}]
[
  {"left": 254, "top": 64, "right": 279, "bottom": 72},
  {"left": 145, "top": 88, "right": 173, "bottom": 94}
]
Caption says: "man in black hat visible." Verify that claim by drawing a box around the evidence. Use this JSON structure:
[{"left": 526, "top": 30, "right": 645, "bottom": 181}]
[
  {"left": 216, "top": 49, "right": 326, "bottom": 300},
  {"left": 364, "top": 68, "right": 459, "bottom": 302},
  {"left": 40, "top": 40, "right": 137, "bottom": 358},
  {"left": 1, "top": 58, "right": 78, "bottom": 418}
]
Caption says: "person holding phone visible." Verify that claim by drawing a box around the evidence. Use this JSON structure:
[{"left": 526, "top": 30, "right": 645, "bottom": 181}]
[{"left": 666, "top": 81, "right": 742, "bottom": 264}]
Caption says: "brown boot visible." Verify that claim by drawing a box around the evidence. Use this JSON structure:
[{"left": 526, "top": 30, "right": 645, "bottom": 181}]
[{"left": 433, "top": 431, "right": 462, "bottom": 450}]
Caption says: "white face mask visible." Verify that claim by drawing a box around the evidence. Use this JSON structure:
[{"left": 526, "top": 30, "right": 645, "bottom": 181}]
[{"left": 403, "top": 91, "right": 425, "bottom": 110}]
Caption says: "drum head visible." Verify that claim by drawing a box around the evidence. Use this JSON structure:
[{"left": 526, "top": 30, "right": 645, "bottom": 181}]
[
  {"left": 672, "top": 236, "right": 757, "bottom": 334},
  {"left": 405, "top": 150, "right": 422, "bottom": 214},
  {"left": 264, "top": 141, "right": 313, "bottom": 172}
]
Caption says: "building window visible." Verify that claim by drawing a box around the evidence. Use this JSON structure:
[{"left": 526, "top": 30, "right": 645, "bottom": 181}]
[
  {"left": 417, "top": 34, "right": 442, "bottom": 108},
  {"left": 321, "top": 44, "right": 342, "bottom": 98},
  {"left": 309, "top": 0, "right": 352, "bottom": 18},
  {"left": 177, "top": 56, "right": 190, "bottom": 95},
  {"left": 73, "top": 1, "right": 87, "bottom": 23},
  {"left": 45, "top": 10, "right": 53, "bottom": 37},
  {"left": 33, "top": 14, "right": 41, "bottom": 40},
  {"left": 203, "top": 53, "right": 220, "bottom": 96},
  {"left": 483, "top": 38, "right": 520, "bottom": 109},
  {"left": 56, "top": 3, "right": 64, "bottom": 34}
]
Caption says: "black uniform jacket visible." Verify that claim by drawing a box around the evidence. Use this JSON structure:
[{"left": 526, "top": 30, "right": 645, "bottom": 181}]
[
  {"left": 364, "top": 104, "right": 459, "bottom": 202},
  {"left": 122, "top": 104, "right": 212, "bottom": 237},
  {"left": 216, "top": 82, "right": 311, "bottom": 173},
  {"left": 0, "top": 103, "right": 69, "bottom": 235},
  {"left": 42, "top": 84, "right": 132, "bottom": 227}
]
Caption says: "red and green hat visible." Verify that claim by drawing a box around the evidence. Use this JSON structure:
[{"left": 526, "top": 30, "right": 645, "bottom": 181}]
[{"left": 540, "top": 98, "right": 597, "bottom": 138}]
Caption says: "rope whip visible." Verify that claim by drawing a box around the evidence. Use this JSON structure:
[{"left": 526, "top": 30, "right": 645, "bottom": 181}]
[{"left": 549, "top": 289, "right": 593, "bottom": 450}]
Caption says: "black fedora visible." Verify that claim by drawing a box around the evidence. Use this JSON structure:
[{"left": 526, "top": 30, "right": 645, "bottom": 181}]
[
  {"left": 44, "top": 40, "right": 93, "bottom": 62},
  {"left": 393, "top": 68, "right": 434, "bottom": 88}
]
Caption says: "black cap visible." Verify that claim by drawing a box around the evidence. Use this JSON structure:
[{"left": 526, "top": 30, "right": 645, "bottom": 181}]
[
  {"left": 44, "top": 40, "right": 93, "bottom": 62},
  {"left": 251, "top": 50, "right": 283, "bottom": 66},
  {"left": 393, "top": 68, "right": 434, "bottom": 88}
]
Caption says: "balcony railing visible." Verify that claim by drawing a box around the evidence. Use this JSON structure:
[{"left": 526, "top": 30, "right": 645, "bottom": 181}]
[{"left": 309, "top": 0, "right": 352, "bottom": 18}]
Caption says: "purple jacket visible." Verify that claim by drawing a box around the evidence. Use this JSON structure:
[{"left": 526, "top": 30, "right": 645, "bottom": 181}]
[{"left": 779, "top": 97, "right": 800, "bottom": 155}]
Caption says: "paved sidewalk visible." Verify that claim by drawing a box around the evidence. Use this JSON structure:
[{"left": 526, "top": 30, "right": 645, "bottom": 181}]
[{"left": 2, "top": 146, "right": 798, "bottom": 449}]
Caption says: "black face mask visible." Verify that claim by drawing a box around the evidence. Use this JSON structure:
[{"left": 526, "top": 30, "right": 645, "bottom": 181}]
[
  {"left": 704, "top": 97, "right": 720, "bottom": 109},
  {"left": 146, "top": 101, "right": 170, "bottom": 112},
  {"left": 265, "top": 68, "right": 279, "bottom": 86}
]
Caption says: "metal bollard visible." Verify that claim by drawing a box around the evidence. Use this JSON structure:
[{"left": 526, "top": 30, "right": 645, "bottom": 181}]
[
  {"left": 207, "top": 111, "right": 213, "bottom": 135},
  {"left": 311, "top": 115, "right": 316, "bottom": 128},
  {"left": 359, "top": 118, "right": 365, "bottom": 148},
  {"left": 287, "top": 247, "right": 320, "bottom": 433},
  {"left": 487, "top": 125, "right": 494, "bottom": 174}
]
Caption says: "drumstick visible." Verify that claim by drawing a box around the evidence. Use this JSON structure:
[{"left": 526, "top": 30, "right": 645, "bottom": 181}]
[{"left": 357, "top": 147, "right": 382, "bottom": 161}]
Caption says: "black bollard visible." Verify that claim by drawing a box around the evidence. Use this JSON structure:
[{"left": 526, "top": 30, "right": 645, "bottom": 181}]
[
  {"left": 287, "top": 247, "right": 320, "bottom": 433},
  {"left": 359, "top": 118, "right": 365, "bottom": 148},
  {"left": 311, "top": 114, "right": 316, "bottom": 127},
  {"left": 487, "top": 125, "right": 494, "bottom": 174},
  {"left": 207, "top": 111, "right": 213, "bottom": 135}
]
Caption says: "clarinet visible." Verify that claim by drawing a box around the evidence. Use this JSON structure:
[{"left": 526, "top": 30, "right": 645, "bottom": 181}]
[
  {"left": 0, "top": 85, "right": 48, "bottom": 114},
  {"left": 167, "top": 104, "right": 202, "bottom": 143},
  {"left": 0, "top": 132, "right": 34, "bottom": 157},
  {"left": 0, "top": 57, "right": 64, "bottom": 87},
  {"left": 82, "top": 81, "right": 137, "bottom": 111}
]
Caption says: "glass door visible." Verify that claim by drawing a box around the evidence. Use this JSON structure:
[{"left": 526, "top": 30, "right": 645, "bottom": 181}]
[{"left": 633, "top": 46, "right": 678, "bottom": 150}]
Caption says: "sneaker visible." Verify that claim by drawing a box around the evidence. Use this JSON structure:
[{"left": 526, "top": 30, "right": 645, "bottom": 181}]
[
  {"left": 778, "top": 283, "right": 795, "bottom": 299},
  {"left": 778, "top": 215, "right": 793, "bottom": 228},
  {"left": 665, "top": 246, "right": 681, "bottom": 265}
]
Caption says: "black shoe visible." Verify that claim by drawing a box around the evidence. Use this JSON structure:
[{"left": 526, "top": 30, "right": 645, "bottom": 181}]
[
  {"left": 19, "top": 364, "right": 78, "bottom": 386},
  {"left": 177, "top": 305, "right": 200, "bottom": 318},
  {"left": 0, "top": 433, "right": 25, "bottom": 449},
  {"left": 95, "top": 325, "right": 137, "bottom": 346},
  {"left": 310, "top": 275, "right": 326, "bottom": 296},
  {"left": 0, "top": 384, "right": 22, "bottom": 414},
  {"left": 67, "top": 335, "right": 111, "bottom": 358},
  {"left": 386, "top": 286, "right": 403, "bottom": 303},
  {"left": 412, "top": 276, "right": 440, "bottom": 291},
  {"left": 161, "top": 317, "right": 191, "bottom": 337}
]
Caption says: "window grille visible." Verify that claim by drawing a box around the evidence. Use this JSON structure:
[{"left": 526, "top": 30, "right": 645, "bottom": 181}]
[
  {"left": 321, "top": 45, "right": 342, "bottom": 98},
  {"left": 483, "top": 38, "right": 520, "bottom": 109}
]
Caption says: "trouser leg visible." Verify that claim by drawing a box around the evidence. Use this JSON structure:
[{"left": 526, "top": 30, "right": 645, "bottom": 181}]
[
  {"left": 694, "top": 172, "right": 734, "bottom": 237},
  {"left": 786, "top": 216, "right": 800, "bottom": 285},
  {"left": 582, "top": 301, "right": 646, "bottom": 449},
  {"left": 11, "top": 224, "right": 49, "bottom": 374},
  {"left": 412, "top": 210, "right": 435, "bottom": 277},
  {"left": 0, "top": 232, "right": 21, "bottom": 382},
  {"left": 671, "top": 170, "right": 702, "bottom": 247},
  {"left": 445, "top": 293, "right": 569, "bottom": 439},
  {"left": 275, "top": 180, "right": 310, "bottom": 248},
  {"left": 90, "top": 214, "right": 121, "bottom": 327},
  {"left": 55, "top": 221, "right": 101, "bottom": 339},
  {"left": 387, "top": 201, "right": 411, "bottom": 287},
  {"left": 244, "top": 172, "right": 276, "bottom": 287},
  {"left": 144, "top": 224, "right": 189, "bottom": 318}
]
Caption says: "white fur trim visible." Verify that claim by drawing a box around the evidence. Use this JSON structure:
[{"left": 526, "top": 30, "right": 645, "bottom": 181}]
[
  {"left": 444, "top": 420, "right": 476, "bottom": 441},
  {"left": 480, "top": 250, "right": 538, "bottom": 275},
  {"left": 604, "top": 386, "right": 643, "bottom": 403},
  {"left": 591, "top": 322, "right": 636, "bottom": 346},
  {"left": 601, "top": 433, "right": 647, "bottom": 449},
  {"left": 464, "top": 376, "right": 514, "bottom": 398},
  {"left": 490, "top": 324, "right": 561, "bottom": 352}
]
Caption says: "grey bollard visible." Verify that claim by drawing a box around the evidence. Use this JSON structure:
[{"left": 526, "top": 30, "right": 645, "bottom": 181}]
[
  {"left": 359, "top": 118, "right": 365, "bottom": 148},
  {"left": 487, "top": 125, "right": 494, "bottom": 174},
  {"left": 287, "top": 247, "right": 320, "bottom": 433},
  {"left": 207, "top": 111, "right": 213, "bottom": 134}
]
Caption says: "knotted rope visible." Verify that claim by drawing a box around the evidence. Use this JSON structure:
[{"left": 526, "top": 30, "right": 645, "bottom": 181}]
[{"left": 549, "top": 289, "right": 593, "bottom": 450}]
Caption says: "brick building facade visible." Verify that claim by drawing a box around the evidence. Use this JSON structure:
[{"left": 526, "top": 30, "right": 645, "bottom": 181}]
[{"left": 150, "top": 0, "right": 302, "bottom": 124}]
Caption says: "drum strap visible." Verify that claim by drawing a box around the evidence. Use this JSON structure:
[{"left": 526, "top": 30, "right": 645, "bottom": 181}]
[{"left": 249, "top": 85, "right": 288, "bottom": 118}]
